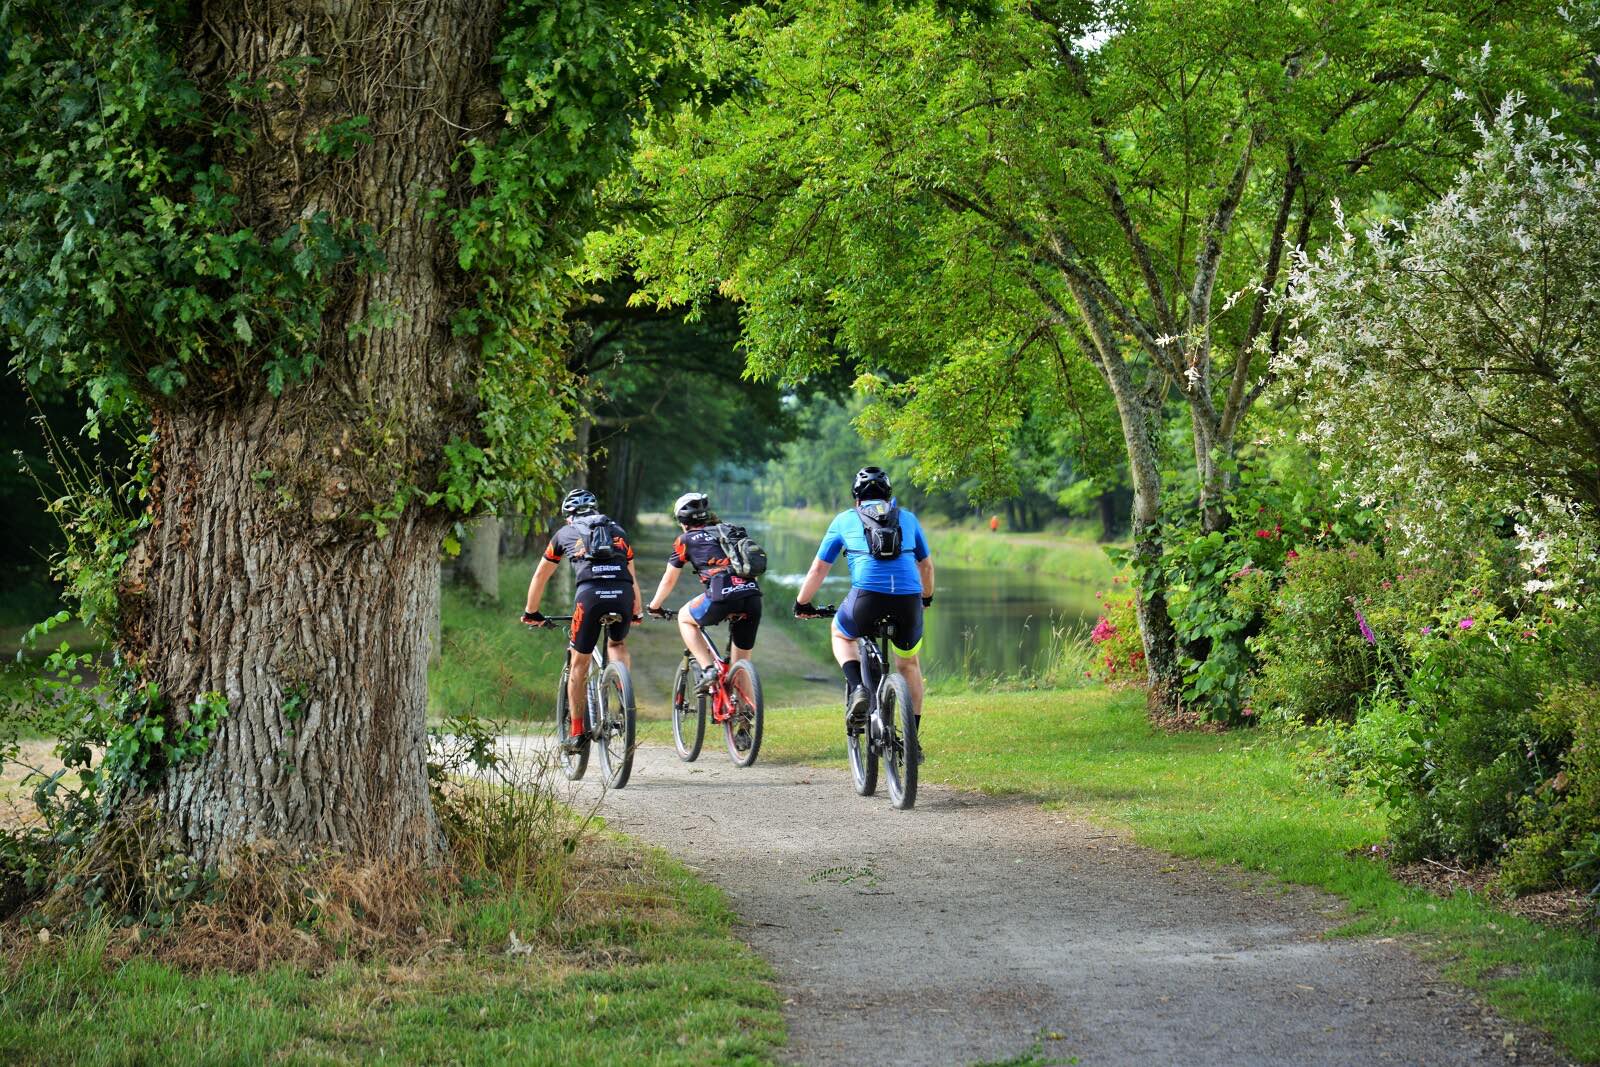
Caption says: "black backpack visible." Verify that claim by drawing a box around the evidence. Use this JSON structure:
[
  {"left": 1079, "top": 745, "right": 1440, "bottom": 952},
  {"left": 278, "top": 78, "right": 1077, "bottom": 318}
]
[
  {"left": 855, "top": 500, "right": 903, "bottom": 561},
  {"left": 715, "top": 523, "right": 768, "bottom": 578},
  {"left": 575, "top": 513, "right": 626, "bottom": 563}
]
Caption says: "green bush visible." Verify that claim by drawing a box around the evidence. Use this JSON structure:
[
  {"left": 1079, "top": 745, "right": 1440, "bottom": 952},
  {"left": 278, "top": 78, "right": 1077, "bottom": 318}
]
[{"left": 1249, "top": 545, "right": 1443, "bottom": 725}]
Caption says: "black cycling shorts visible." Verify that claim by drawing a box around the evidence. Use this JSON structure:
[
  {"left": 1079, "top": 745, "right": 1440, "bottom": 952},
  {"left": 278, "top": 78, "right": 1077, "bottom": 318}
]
[
  {"left": 570, "top": 581, "right": 634, "bottom": 655},
  {"left": 833, "top": 587, "right": 924, "bottom": 654},
  {"left": 688, "top": 590, "right": 762, "bottom": 650}
]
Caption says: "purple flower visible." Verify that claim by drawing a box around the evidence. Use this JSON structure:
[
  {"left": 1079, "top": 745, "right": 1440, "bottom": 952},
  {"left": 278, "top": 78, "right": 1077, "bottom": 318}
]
[
  {"left": 1458, "top": 617, "right": 1475, "bottom": 630},
  {"left": 1420, "top": 625, "right": 1433, "bottom": 635},
  {"left": 1353, "top": 605, "right": 1376, "bottom": 645}
]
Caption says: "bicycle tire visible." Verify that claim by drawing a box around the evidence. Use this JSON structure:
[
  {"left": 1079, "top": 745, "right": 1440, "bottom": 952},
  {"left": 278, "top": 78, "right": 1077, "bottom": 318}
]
[
  {"left": 596, "top": 661, "right": 636, "bottom": 789},
  {"left": 671, "top": 654, "right": 706, "bottom": 762},
  {"left": 847, "top": 641, "right": 881, "bottom": 795},
  {"left": 554, "top": 664, "right": 588, "bottom": 781},
  {"left": 880, "top": 672, "right": 917, "bottom": 810},
  {"left": 723, "top": 659, "right": 764, "bottom": 767}
]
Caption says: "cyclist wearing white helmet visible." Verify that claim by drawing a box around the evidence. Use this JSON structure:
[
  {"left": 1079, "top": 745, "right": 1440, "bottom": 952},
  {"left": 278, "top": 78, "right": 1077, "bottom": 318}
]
[
  {"left": 522, "top": 488, "right": 644, "bottom": 752},
  {"left": 646, "top": 491, "right": 763, "bottom": 693}
]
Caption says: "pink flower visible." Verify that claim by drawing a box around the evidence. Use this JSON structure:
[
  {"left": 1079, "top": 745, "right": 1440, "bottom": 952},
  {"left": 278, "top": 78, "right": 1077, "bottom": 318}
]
[
  {"left": 1458, "top": 618, "right": 1475, "bottom": 630},
  {"left": 1353, "top": 605, "right": 1376, "bottom": 645},
  {"left": 1420, "top": 626, "right": 1433, "bottom": 635},
  {"left": 1090, "top": 616, "right": 1117, "bottom": 643},
  {"left": 1521, "top": 629, "right": 1535, "bottom": 639},
  {"left": 1285, "top": 549, "right": 1299, "bottom": 560}
]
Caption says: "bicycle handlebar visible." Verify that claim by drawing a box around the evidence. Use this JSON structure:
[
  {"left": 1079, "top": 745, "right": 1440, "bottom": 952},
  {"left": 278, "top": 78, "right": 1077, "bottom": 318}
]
[{"left": 797, "top": 604, "right": 837, "bottom": 619}]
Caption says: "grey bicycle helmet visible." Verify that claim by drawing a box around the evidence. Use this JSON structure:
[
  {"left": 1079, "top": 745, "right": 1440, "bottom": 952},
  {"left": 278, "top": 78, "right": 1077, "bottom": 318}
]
[
  {"left": 852, "top": 466, "right": 892, "bottom": 501},
  {"left": 673, "top": 491, "right": 710, "bottom": 525},
  {"left": 561, "top": 488, "right": 599, "bottom": 515}
]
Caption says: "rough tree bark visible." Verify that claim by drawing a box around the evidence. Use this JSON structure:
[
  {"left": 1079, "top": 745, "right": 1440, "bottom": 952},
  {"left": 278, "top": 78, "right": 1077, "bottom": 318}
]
[{"left": 122, "top": 0, "right": 505, "bottom": 867}]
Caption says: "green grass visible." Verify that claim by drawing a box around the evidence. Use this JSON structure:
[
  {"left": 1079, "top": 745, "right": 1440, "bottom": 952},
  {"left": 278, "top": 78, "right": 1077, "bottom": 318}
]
[
  {"left": 0, "top": 844, "right": 783, "bottom": 1066},
  {"left": 757, "top": 688, "right": 1600, "bottom": 1062},
  {"left": 430, "top": 559, "right": 570, "bottom": 724}
]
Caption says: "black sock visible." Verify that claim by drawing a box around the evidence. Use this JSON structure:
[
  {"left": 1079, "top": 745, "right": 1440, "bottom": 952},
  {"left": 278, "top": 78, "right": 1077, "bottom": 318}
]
[{"left": 843, "top": 661, "right": 864, "bottom": 692}]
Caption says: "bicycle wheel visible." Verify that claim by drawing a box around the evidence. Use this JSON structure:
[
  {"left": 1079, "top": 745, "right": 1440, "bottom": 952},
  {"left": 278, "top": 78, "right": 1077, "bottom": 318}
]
[
  {"left": 880, "top": 673, "right": 918, "bottom": 810},
  {"left": 723, "top": 660, "right": 764, "bottom": 767},
  {"left": 847, "top": 643, "right": 880, "bottom": 795},
  {"left": 671, "top": 654, "right": 706, "bottom": 762},
  {"left": 554, "top": 665, "right": 588, "bottom": 781},
  {"left": 596, "top": 662, "right": 636, "bottom": 789}
]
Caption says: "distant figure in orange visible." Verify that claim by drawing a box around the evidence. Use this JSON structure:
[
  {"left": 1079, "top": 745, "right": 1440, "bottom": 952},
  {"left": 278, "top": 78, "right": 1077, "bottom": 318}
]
[{"left": 989, "top": 514, "right": 1000, "bottom": 533}]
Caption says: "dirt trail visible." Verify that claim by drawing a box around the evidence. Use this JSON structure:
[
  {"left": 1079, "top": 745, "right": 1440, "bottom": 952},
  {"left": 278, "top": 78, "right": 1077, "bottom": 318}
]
[{"left": 508, "top": 738, "right": 1562, "bottom": 1067}]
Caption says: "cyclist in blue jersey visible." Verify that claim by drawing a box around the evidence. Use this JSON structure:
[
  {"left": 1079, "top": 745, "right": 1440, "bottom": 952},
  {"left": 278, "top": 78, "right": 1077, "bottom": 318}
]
[{"left": 794, "top": 466, "right": 935, "bottom": 740}]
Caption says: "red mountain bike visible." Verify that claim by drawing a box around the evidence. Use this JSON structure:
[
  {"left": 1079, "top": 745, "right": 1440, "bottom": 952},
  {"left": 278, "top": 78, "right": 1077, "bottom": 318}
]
[{"left": 651, "top": 607, "right": 764, "bottom": 767}]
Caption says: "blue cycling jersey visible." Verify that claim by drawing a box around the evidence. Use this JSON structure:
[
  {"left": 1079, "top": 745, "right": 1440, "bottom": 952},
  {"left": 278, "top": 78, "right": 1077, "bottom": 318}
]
[{"left": 816, "top": 501, "right": 930, "bottom": 595}]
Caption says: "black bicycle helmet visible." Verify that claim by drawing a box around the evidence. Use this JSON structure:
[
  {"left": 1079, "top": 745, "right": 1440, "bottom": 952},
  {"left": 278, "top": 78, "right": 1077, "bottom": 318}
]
[
  {"left": 673, "top": 491, "right": 710, "bottom": 525},
  {"left": 561, "top": 488, "right": 599, "bottom": 516},
  {"left": 852, "top": 466, "right": 892, "bottom": 501}
]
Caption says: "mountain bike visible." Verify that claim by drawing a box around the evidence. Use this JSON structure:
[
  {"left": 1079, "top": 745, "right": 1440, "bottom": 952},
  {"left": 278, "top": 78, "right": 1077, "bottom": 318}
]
[
  {"left": 803, "top": 607, "right": 918, "bottom": 810},
  {"left": 534, "top": 613, "right": 636, "bottom": 789},
  {"left": 651, "top": 607, "right": 764, "bottom": 767}
]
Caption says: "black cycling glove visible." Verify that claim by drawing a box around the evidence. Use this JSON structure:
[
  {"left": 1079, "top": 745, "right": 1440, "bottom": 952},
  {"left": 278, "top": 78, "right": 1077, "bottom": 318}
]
[
  {"left": 521, "top": 610, "right": 547, "bottom": 627},
  {"left": 794, "top": 600, "right": 816, "bottom": 618},
  {"left": 921, "top": 595, "right": 933, "bottom": 608}
]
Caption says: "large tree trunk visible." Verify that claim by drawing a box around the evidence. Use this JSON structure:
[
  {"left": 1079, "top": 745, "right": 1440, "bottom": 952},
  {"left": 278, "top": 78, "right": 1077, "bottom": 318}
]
[
  {"left": 122, "top": 0, "right": 505, "bottom": 866},
  {"left": 131, "top": 405, "right": 447, "bottom": 865}
]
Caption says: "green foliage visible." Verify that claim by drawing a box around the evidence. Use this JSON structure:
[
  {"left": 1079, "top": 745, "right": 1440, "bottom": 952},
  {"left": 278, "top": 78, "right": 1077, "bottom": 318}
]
[
  {"left": 1387, "top": 611, "right": 1557, "bottom": 865},
  {"left": 0, "top": 1, "right": 383, "bottom": 417},
  {"left": 1251, "top": 545, "right": 1445, "bottom": 726},
  {"left": 444, "top": 1, "right": 709, "bottom": 521},
  {"left": 1120, "top": 462, "right": 1377, "bottom": 723}
]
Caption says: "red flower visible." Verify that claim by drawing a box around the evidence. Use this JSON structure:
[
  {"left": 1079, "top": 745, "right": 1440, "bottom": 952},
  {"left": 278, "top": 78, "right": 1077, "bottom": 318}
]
[
  {"left": 1285, "top": 549, "right": 1299, "bottom": 560},
  {"left": 1255, "top": 528, "right": 1274, "bottom": 539}
]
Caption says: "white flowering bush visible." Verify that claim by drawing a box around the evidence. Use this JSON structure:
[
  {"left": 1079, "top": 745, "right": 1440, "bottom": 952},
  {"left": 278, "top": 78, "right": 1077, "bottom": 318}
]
[{"left": 1277, "top": 97, "right": 1600, "bottom": 576}]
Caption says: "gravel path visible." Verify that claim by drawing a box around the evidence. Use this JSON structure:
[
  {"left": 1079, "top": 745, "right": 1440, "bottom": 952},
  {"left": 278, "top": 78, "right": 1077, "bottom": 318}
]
[{"left": 509, "top": 738, "right": 1561, "bottom": 1067}]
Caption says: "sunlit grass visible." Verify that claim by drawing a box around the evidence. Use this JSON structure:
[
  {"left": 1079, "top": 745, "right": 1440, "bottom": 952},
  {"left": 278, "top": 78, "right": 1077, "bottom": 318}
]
[
  {"left": 0, "top": 845, "right": 782, "bottom": 1066},
  {"left": 760, "top": 689, "right": 1600, "bottom": 1062}
]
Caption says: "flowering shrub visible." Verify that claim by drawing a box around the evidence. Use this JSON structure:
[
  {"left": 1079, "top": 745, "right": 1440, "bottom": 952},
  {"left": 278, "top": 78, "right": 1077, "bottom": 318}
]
[
  {"left": 1087, "top": 580, "right": 1144, "bottom": 687},
  {"left": 1277, "top": 99, "right": 1600, "bottom": 560},
  {"left": 1249, "top": 545, "right": 1446, "bottom": 726},
  {"left": 1121, "top": 461, "right": 1377, "bottom": 724}
]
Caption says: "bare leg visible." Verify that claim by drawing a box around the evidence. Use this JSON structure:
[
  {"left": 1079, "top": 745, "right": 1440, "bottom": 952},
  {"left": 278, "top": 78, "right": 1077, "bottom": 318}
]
[
  {"left": 677, "top": 601, "right": 714, "bottom": 669},
  {"left": 608, "top": 639, "right": 631, "bottom": 672},
  {"left": 566, "top": 650, "right": 590, "bottom": 736},
  {"left": 728, "top": 643, "right": 755, "bottom": 703},
  {"left": 831, "top": 626, "right": 860, "bottom": 667},
  {"left": 895, "top": 652, "right": 925, "bottom": 716}
]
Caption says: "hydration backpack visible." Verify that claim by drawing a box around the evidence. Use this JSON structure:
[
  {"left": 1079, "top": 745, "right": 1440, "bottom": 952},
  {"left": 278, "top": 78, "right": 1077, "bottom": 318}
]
[
  {"left": 855, "top": 499, "right": 903, "bottom": 560},
  {"left": 715, "top": 523, "right": 768, "bottom": 578},
  {"left": 575, "top": 513, "right": 626, "bottom": 563}
]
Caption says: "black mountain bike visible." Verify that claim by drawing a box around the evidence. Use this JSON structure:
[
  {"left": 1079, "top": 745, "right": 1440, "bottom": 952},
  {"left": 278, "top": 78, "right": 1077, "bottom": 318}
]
[
  {"left": 535, "top": 613, "right": 636, "bottom": 789},
  {"left": 804, "top": 607, "right": 918, "bottom": 810},
  {"left": 653, "top": 607, "right": 764, "bottom": 767}
]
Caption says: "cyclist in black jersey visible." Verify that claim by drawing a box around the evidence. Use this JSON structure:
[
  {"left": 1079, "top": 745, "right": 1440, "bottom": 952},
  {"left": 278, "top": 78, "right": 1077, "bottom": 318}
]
[
  {"left": 521, "top": 488, "right": 644, "bottom": 751},
  {"left": 646, "top": 492, "right": 762, "bottom": 694}
]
